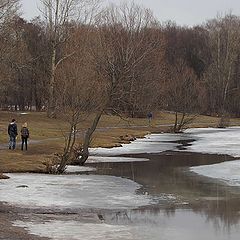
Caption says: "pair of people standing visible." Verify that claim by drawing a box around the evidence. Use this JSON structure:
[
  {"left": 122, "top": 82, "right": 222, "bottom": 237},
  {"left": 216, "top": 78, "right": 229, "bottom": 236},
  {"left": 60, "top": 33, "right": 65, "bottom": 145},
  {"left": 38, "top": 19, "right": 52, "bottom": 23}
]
[{"left": 8, "top": 119, "right": 29, "bottom": 151}]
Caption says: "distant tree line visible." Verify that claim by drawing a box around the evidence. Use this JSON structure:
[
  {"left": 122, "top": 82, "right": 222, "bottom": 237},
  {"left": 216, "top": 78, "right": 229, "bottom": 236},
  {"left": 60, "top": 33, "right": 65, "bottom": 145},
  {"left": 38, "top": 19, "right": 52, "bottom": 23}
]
[{"left": 1, "top": 0, "right": 240, "bottom": 170}]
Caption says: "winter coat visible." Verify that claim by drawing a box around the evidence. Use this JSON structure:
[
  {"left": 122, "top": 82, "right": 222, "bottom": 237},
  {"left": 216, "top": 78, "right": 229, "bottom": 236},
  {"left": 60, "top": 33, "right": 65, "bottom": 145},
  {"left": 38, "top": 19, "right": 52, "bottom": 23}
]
[
  {"left": 8, "top": 123, "right": 18, "bottom": 137},
  {"left": 21, "top": 127, "right": 29, "bottom": 138}
]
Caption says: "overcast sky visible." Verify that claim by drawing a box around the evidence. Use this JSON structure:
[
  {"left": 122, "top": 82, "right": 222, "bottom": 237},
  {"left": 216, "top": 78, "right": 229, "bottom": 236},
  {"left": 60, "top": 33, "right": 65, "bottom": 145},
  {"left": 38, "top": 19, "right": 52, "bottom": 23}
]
[{"left": 21, "top": 0, "right": 240, "bottom": 26}]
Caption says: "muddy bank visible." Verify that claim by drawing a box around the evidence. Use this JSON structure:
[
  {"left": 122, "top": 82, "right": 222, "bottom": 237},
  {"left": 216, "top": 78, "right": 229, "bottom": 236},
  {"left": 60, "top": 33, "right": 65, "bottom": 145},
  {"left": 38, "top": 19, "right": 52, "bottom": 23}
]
[{"left": 0, "top": 203, "right": 49, "bottom": 240}]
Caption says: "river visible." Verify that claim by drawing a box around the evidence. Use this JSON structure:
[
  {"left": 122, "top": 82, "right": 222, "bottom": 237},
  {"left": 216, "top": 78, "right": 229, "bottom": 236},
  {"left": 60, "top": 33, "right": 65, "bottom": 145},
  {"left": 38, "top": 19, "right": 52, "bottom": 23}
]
[{"left": 1, "top": 127, "right": 240, "bottom": 240}]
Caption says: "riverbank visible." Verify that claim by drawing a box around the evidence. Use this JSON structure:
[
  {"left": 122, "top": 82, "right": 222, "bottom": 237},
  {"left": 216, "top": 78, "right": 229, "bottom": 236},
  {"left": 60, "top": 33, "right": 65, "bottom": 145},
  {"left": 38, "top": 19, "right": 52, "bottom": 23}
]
[
  {"left": 1, "top": 127, "right": 240, "bottom": 239},
  {"left": 0, "top": 110, "right": 239, "bottom": 173},
  {"left": 0, "top": 202, "right": 49, "bottom": 240}
]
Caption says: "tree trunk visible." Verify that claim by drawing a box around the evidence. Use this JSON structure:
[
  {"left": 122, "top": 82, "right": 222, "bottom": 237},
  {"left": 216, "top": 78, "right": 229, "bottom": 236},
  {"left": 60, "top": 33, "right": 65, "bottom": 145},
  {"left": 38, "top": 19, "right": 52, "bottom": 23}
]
[
  {"left": 47, "top": 47, "right": 57, "bottom": 118},
  {"left": 77, "top": 110, "right": 104, "bottom": 165},
  {"left": 57, "top": 124, "right": 77, "bottom": 173},
  {"left": 177, "top": 113, "right": 185, "bottom": 132},
  {"left": 173, "top": 112, "right": 178, "bottom": 133}
]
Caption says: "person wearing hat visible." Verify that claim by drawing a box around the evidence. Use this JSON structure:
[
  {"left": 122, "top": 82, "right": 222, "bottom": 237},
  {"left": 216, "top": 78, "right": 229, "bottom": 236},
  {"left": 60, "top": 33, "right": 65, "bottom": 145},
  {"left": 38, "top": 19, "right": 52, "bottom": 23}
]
[{"left": 21, "top": 122, "right": 29, "bottom": 151}]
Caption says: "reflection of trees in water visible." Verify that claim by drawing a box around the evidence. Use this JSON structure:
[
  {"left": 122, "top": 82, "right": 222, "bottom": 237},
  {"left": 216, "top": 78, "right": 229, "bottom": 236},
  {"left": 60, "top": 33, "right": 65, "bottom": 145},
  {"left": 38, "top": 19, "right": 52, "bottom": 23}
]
[
  {"left": 191, "top": 198, "right": 240, "bottom": 231},
  {"left": 105, "top": 201, "right": 239, "bottom": 234},
  {"left": 93, "top": 151, "right": 240, "bottom": 230},
  {"left": 105, "top": 206, "right": 177, "bottom": 225}
]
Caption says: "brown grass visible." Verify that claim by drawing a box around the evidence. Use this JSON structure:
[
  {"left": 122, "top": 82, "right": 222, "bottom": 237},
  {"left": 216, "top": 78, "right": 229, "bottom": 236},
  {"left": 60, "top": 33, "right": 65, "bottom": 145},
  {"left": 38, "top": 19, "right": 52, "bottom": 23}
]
[{"left": 0, "top": 110, "right": 239, "bottom": 173}]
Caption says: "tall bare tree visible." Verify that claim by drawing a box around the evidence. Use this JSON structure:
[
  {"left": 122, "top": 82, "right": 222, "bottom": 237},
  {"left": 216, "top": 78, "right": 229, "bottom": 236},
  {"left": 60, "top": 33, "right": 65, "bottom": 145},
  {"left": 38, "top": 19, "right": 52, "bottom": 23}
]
[
  {"left": 74, "top": 3, "right": 160, "bottom": 165},
  {"left": 40, "top": 0, "right": 100, "bottom": 117},
  {"left": 53, "top": 24, "right": 102, "bottom": 173},
  {"left": 205, "top": 14, "right": 240, "bottom": 126}
]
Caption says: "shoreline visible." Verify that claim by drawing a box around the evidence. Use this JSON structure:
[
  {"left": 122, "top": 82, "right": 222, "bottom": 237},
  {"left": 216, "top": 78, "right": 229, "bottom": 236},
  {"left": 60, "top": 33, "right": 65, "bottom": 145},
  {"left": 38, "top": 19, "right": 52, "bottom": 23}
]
[
  {"left": 0, "top": 149, "right": 239, "bottom": 240},
  {"left": 0, "top": 202, "right": 49, "bottom": 240}
]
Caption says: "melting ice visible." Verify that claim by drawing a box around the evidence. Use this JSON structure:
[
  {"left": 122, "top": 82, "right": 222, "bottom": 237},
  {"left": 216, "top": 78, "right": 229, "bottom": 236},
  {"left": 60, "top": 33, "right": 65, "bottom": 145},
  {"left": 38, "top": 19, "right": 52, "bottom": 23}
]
[
  {"left": 0, "top": 173, "right": 155, "bottom": 210},
  {"left": 185, "top": 127, "right": 240, "bottom": 186}
]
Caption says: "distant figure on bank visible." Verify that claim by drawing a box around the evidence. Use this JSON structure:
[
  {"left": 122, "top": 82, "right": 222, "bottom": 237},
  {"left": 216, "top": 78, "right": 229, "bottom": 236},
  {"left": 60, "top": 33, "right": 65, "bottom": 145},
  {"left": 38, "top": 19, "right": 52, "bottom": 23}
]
[
  {"left": 147, "top": 112, "right": 153, "bottom": 125},
  {"left": 21, "top": 122, "right": 29, "bottom": 151},
  {"left": 8, "top": 119, "right": 18, "bottom": 150}
]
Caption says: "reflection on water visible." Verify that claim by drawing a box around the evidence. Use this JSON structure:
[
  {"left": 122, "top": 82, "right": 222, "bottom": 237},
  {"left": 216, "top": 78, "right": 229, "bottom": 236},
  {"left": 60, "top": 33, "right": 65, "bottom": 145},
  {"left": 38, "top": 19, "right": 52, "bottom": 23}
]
[
  {"left": 103, "top": 209, "right": 240, "bottom": 240},
  {"left": 87, "top": 151, "right": 240, "bottom": 238},
  {"left": 14, "top": 204, "right": 240, "bottom": 240},
  {"left": 10, "top": 137, "right": 240, "bottom": 240}
]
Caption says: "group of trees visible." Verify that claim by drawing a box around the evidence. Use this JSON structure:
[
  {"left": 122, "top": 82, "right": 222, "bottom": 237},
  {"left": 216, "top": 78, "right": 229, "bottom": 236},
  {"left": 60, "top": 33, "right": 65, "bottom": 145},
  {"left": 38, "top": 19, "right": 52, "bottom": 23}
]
[{"left": 0, "top": 0, "right": 240, "bottom": 171}]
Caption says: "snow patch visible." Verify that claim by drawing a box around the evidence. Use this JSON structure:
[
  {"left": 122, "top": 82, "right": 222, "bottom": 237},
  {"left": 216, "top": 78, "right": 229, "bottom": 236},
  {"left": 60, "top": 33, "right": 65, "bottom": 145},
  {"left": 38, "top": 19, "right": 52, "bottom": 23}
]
[
  {"left": 90, "top": 134, "right": 184, "bottom": 156},
  {"left": 0, "top": 174, "right": 153, "bottom": 210},
  {"left": 87, "top": 156, "right": 149, "bottom": 163},
  {"left": 65, "top": 165, "right": 96, "bottom": 173},
  {"left": 190, "top": 160, "right": 240, "bottom": 186},
  {"left": 184, "top": 127, "right": 240, "bottom": 157}
]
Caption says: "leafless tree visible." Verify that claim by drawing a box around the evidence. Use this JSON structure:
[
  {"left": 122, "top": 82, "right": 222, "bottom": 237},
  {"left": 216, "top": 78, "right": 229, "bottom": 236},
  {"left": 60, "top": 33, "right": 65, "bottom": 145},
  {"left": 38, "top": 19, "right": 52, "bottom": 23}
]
[
  {"left": 72, "top": 2, "right": 160, "bottom": 165},
  {"left": 163, "top": 58, "right": 199, "bottom": 133},
  {"left": 40, "top": 0, "right": 100, "bottom": 117},
  {"left": 162, "top": 24, "right": 202, "bottom": 132},
  {"left": 53, "top": 25, "right": 102, "bottom": 173},
  {"left": 205, "top": 14, "right": 240, "bottom": 127},
  {"left": 0, "top": 0, "right": 19, "bottom": 24}
]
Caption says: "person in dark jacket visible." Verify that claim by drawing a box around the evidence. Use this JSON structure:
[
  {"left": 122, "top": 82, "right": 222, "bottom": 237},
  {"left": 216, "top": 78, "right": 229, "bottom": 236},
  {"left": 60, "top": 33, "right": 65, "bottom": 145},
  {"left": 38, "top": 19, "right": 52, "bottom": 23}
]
[
  {"left": 147, "top": 112, "right": 153, "bottom": 126},
  {"left": 21, "top": 122, "right": 29, "bottom": 151},
  {"left": 8, "top": 119, "right": 18, "bottom": 150}
]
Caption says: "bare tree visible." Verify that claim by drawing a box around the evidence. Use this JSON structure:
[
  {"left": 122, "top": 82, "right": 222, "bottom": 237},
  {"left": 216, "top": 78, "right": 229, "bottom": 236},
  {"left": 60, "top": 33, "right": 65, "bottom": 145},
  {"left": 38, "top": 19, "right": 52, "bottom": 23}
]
[
  {"left": 205, "top": 14, "right": 240, "bottom": 127},
  {"left": 73, "top": 2, "right": 160, "bottom": 165},
  {"left": 40, "top": 0, "right": 100, "bottom": 117},
  {"left": 163, "top": 24, "right": 202, "bottom": 132},
  {"left": 164, "top": 61, "right": 199, "bottom": 132},
  {"left": 0, "top": 0, "right": 19, "bottom": 24},
  {"left": 53, "top": 24, "right": 102, "bottom": 173}
]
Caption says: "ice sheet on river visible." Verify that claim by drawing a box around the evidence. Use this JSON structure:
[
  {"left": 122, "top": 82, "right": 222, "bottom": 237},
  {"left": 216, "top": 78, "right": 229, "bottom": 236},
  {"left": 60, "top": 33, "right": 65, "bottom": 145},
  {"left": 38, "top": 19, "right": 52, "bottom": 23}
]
[
  {"left": 90, "top": 134, "right": 185, "bottom": 156},
  {"left": 90, "top": 127, "right": 240, "bottom": 187},
  {"left": 190, "top": 160, "right": 240, "bottom": 187},
  {"left": 0, "top": 173, "right": 156, "bottom": 210},
  {"left": 87, "top": 156, "right": 149, "bottom": 163},
  {"left": 91, "top": 127, "right": 240, "bottom": 157},
  {"left": 185, "top": 127, "right": 240, "bottom": 185},
  {"left": 184, "top": 127, "right": 240, "bottom": 157}
]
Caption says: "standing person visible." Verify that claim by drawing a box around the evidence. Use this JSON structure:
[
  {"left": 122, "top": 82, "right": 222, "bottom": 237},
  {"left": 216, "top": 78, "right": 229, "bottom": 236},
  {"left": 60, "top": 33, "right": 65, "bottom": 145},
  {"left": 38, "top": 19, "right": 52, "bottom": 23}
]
[
  {"left": 8, "top": 119, "right": 18, "bottom": 150},
  {"left": 21, "top": 122, "right": 29, "bottom": 151},
  {"left": 147, "top": 112, "right": 153, "bottom": 126}
]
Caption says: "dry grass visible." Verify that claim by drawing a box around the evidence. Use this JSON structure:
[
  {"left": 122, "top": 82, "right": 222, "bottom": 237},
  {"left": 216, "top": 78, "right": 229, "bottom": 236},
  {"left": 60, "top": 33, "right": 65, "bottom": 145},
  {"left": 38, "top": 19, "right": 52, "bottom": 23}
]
[{"left": 0, "top": 110, "right": 239, "bottom": 173}]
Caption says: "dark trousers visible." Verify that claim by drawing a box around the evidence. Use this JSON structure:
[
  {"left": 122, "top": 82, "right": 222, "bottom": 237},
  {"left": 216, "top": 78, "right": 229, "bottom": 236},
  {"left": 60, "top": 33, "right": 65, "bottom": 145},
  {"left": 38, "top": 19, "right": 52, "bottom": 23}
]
[
  {"left": 21, "top": 137, "right": 28, "bottom": 151},
  {"left": 9, "top": 135, "right": 16, "bottom": 149}
]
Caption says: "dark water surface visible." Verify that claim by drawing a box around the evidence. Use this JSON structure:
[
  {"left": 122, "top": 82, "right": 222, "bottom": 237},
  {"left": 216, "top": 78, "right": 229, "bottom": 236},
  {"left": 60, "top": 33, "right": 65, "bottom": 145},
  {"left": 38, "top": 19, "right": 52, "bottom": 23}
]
[{"left": 88, "top": 151, "right": 240, "bottom": 240}]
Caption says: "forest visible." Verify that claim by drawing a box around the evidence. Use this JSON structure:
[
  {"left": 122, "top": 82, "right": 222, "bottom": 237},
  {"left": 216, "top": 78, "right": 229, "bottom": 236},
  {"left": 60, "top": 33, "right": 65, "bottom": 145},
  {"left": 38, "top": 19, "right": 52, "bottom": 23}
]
[{"left": 1, "top": 1, "right": 240, "bottom": 117}]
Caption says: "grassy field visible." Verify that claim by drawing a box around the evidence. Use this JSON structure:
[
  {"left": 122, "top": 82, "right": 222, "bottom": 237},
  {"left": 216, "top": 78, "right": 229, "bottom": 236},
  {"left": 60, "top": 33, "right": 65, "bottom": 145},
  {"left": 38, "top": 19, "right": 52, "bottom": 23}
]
[{"left": 0, "top": 110, "right": 239, "bottom": 173}]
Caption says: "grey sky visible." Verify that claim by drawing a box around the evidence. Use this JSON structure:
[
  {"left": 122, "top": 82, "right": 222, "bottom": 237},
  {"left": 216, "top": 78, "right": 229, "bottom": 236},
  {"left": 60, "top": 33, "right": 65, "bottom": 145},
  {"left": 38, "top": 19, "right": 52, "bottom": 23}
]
[{"left": 21, "top": 0, "right": 240, "bottom": 26}]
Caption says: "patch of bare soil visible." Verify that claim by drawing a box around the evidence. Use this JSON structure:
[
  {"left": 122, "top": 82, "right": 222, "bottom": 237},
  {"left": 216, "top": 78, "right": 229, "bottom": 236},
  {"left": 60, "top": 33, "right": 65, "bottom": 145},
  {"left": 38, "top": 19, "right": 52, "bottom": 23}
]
[{"left": 0, "top": 203, "right": 49, "bottom": 240}]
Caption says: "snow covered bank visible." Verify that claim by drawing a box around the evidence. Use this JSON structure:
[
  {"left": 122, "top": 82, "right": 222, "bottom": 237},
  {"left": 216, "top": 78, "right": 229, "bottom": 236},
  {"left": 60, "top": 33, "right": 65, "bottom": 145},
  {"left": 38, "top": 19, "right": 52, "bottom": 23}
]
[
  {"left": 89, "top": 127, "right": 240, "bottom": 187},
  {"left": 90, "top": 127, "right": 240, "bottom": 158},
  {"left": 90, "top": 134, "right": 186, "bottom": 156},
  {"left": 190, "top": 160, "right": 240, "bottom": 187},
  {"left": 184, "top": 127, "right": 240, "bottom": 157},
  {"left": 65, "top": 165, "right": 97, "bottom": 173},
  {"left": 185, "top": 127, "right": 240, "bottom": 186},
  {"left": 0, "top": 173, "right": 155, "bottom": 210},
  {"left": 87, "top": 156, "right": 149, "bottom": 163}
]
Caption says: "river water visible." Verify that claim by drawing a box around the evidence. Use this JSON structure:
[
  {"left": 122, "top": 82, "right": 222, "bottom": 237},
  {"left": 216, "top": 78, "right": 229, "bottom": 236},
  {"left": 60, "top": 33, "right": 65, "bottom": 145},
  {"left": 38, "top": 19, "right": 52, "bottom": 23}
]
[
  {"left": 88, "top": 151, "right": 239, "bottom": 240},
  {"left": 2, "top": 127, "right": 240, "bottom": 239}
]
